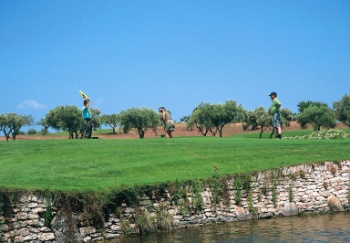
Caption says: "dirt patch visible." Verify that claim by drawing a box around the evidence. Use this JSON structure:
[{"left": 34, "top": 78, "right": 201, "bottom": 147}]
[{"left": 0, "top": 122, "right": 347, "bottom": 141}]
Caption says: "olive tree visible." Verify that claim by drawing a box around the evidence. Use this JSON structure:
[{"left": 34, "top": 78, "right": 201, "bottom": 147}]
[
  {"left": 297, "top": 106, "right": 336, "bottom": 131},
  {"left": 187, "top": 102, "right": 215, "bottom": 136},
  {"left": 209, "top": 100, "right": 243, "bottom": 137},
  {"left": 101, "top": 114, "right": 119, "bottom": 134},
  {"left": 118, "top": 107, "right": 161, "bottom": 139},
  {"left": 0, "top": 113, "right": 33, "bottom": 141},
  {"left": 187, "top": 100, "right": 243, "bottom": 137},
  {"left": 280, "top": 108, "right": 293, "bottom": 127},
  {"left": 297, "top": 100, "right": 329, "bottom": 113},
  {"left": 243, "top": 107, "right": 273, "bottom": 138},
  {"left": 333, "top": 94, "right": 350, "bottom": 128}
]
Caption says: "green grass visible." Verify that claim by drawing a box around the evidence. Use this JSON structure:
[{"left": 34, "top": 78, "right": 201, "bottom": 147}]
[{"left": 0, "top": 135, "right": 349, "bottom": 192}]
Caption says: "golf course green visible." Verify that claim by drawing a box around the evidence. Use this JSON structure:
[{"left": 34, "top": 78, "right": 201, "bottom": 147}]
[{"left": 1, "top": 130, "right": 349, "bottom": 192}]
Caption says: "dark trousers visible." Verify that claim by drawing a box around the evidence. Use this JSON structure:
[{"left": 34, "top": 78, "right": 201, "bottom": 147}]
[{"left": 83, "top": 118, "right": 92, "bottom": 139}]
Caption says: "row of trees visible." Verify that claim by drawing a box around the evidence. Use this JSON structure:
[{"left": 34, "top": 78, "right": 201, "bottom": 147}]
[
  {"left": 0, "top": 113, "right": 33, "bottom": 141},
  {"left": 1, "top": 94, "right": 349, "bottom": 140},
  {"left": 38, "top": 106, "right": 162, "bottom": 139}
]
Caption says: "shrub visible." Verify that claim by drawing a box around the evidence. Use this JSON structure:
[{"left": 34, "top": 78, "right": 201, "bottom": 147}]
[
  {"left": 41, "top": 128, "right": 48, "bottom": 135},
  {"left": 27, "top": 129, "right": 37, "bottom": 135}
]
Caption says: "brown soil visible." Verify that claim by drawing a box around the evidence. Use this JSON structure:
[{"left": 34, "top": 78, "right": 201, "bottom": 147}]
[{"left": 0, "top": 122, "right": 347, "bottom": 141}]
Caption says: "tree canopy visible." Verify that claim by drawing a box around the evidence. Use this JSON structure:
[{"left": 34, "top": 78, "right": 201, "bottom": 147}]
[
  {"left": 101, "top": 114, "right": 119, "bottom": 134},
  {"left": 187, "top": 100, "right": 243, "bottom": 137},
  {"left": 0, "top": 113, "right": 33, "bottom": 141},
  {"left": 297, "top": 100, "right": 329, "bottom": 113},
  {"left": 41, "top": 106, "right": 101, "bottom": 139},
  {"left": 297, "top": 105, "right": 336, "bottom": 131},
  {"left": 118, "top": 107, "right": 161, "bottom": 139},
  {"left": 333, "top": 94, "right": 350, "bottom": 128}
]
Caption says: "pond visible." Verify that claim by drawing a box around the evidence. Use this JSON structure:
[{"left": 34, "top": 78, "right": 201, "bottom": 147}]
[{"left": 118, "top": 212, "right": 350, "bottom": 242}]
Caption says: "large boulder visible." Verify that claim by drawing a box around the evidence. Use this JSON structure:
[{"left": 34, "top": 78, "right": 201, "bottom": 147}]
[
  {"left": 281, "top": 202, "right": 298, "bottom": 216},
  {"left": 327, "top": 195, "right": 344, "bottom": 212},
  {"left": 235, "top": 205, "right": 252, "bottom": 221}
]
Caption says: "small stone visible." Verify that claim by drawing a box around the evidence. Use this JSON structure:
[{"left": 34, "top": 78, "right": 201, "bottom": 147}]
[
  {"left": 104, "top": 233, "right": 121, "bottom": 239},
  {"left": 110, "top": 225, "right": 121, "bottom": 231},
  {"left": 83, "top": 236, "right": 92, "bottom": 242}
]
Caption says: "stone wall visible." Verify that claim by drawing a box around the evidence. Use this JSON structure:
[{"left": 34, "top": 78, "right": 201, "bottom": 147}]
[{"left": 1, "top": 161, "right": 349, "bottom": 242}]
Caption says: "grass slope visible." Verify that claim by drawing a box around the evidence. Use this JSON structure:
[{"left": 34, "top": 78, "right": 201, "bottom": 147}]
[{"left": 0, "top": 134, "right": 349, "bottom": 192}]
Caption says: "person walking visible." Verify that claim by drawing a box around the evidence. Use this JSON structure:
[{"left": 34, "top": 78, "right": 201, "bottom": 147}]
[
  {"left": 269, "top": 92, "right": 282, "bottom": 139},
  {"left": 82, "top": 99, "right": 93, "bottom": 139},
  {"left": 159, "top": 107, "right": 175, "bottom": 138}
]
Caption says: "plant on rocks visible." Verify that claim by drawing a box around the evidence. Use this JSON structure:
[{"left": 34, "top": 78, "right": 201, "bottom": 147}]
[
  {"left": 271, "top": 178, "right": 278, "bottom": 207},
  {"left": 135, "top": 209, "right": 155, "bottom": 234},
  {"left": 212, "top": 164, "right": 222, "bottom": 204},
  {"left": 192, "top": 180, "right": 203, "bottom": 214},
  {"left": 247, "top": 189, "right": 257, "bottom": 217},
  {"left": 283, "top": 129, "right": 348, "bottom": 140},
  {"left": 156, "top": 203, "right": 173, "bottom": 232},
  {"left": 289, "top": 183, "right": 294, "bottom": 202},
  {"left": 234, "top": 176, "right": 242, "bottom": 204}
]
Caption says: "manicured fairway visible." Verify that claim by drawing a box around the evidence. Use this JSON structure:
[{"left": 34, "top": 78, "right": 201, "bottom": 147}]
[{"left": 0, "top": 136, "right": 349, "bottom": 192}]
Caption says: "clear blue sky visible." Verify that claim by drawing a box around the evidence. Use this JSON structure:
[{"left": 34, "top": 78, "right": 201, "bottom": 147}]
[{"left": 1, "top": 1, "right": 349, "bottom": 129}]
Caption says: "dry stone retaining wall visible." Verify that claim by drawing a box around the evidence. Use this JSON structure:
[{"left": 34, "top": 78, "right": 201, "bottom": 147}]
[{"left": 1, "top": 161, "right": 349, "bottom": 242}]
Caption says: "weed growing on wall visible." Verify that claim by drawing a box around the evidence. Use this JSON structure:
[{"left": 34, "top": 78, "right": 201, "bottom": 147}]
[
  {"left": 212, "top": 164, "right": 222, "bottom": 205},
  {"left": 289, "top": 183, "right": 294, "bottom": 202},
  {"left": 44, "top": 192, "right": 52, "bottom": 228},
  {"left": 121, "top": 220, "right": 132, "bottom": 235},
  {"left": 271, "top": 173, "right": 278, "bottom": 207},
  {"left": 135, "top": 209, "right": 155, "bottom": 234},
  {"left": 192, "top": 180, "right": 203, "bottom": 214},
  {"left": 156, "top": 203, "right": 173, "bottom": 232},
  {"left": 234, "top": 176, "right": 242, "bottom": 204},
  {"left": 221, "top": 177, "right": 231, "bottom": 207},
  {"left": 299, "top": 170, "right": 306, "bottom": 179},
  {"left": 247, "top": 189, "right": 254, "bottom": 214}
]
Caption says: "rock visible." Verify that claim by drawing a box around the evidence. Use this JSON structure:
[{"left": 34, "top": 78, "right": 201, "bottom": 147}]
[
  {"left": 327, "top": 195, "right": 344, "bottom": 212},
  {"left": 39, "top": 232, "right": 55, "bottom": 241},
  {"left": 235, "top": 206, "right": 251, "bottom": 221},
  {"left": 83, "top": 236, "right": 92, "bottom": 242},
  {"left": 19, "top": 228, "right": 30, "bottom": 236},
  {"left": 104, "top": 233, "right": 121, "bottom": 239},
  {"left": 79, "top": 226, "right": 96, "bottom": 237},
  {"left": 110, "top": 224, "right": 121, "bottom": 231}
]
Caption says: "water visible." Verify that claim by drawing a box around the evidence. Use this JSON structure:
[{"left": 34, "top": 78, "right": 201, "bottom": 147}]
[{"left": 117, "top": 212, "right": 350, "bottom": 243}]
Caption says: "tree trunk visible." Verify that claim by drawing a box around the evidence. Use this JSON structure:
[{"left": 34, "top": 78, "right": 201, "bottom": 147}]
[
  {"left": 260, "top": 127, "right": 264, "bottom": 138},
  {"left": 112, "top": 127, "right": 116, "bottom": 135},
  {"left": 218, "top": 125, "right": 224, "bottom": 137},
  {"left": 138, "top": 129, "right": 145, "bottom": 139}
]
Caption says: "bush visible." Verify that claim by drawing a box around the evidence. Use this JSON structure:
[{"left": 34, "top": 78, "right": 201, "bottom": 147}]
[
  {"left": 27, "top": 129, "right": 37, "bottom": 135},
  {"left": 41, "top": 128, "right": 48, "bottom": 135},
  {"left": 283, "top": 129, "right": 348, "bottom": 140}
]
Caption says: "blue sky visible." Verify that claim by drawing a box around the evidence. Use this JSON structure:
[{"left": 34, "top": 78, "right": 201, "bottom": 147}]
[{"left": 1, "top": 1, "right": 349, "bottom": 131}]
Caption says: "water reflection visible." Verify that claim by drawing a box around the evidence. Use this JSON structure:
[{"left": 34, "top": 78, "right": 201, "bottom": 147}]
[{"left": 116, "top": 212, "right": 350, "bottom": 243}]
